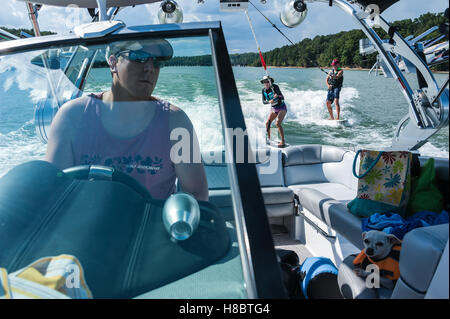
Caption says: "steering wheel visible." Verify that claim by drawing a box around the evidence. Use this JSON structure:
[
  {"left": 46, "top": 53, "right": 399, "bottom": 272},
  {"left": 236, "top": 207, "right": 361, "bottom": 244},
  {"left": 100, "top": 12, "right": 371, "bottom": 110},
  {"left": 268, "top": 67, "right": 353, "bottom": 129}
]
[{"left": 63, "top": 165, "right": 152, "bottom": 200}]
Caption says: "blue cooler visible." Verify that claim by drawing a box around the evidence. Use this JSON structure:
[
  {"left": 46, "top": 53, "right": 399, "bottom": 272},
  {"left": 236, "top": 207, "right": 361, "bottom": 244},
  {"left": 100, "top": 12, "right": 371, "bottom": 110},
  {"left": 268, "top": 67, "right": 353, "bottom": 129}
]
[{"left": 299, "top": 257, "right": 342, "bottom": 299}]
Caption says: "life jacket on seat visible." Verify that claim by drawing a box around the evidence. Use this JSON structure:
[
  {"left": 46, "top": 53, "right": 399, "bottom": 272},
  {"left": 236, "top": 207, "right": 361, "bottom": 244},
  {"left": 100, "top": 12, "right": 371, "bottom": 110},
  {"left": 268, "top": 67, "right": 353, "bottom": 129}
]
[{"left": 353, "top": 244, "right": 401, "bottom": 281}]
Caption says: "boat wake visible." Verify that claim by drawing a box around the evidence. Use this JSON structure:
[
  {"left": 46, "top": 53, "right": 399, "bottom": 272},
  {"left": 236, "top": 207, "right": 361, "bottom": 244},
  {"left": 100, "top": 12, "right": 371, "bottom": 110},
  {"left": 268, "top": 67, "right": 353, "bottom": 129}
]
[
  {"left": 0, "top": 120, "right": 46, "bottom": 178},
  {"left": 280, "top": 85, "right": 359, "bottom": 127}
]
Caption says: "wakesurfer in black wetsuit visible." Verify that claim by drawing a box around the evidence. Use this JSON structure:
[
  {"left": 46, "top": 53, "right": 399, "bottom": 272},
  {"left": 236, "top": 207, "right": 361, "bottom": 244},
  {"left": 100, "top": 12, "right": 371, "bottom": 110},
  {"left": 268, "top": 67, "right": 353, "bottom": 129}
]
[{"left": 261, "top": 75, "right": 287, "bottom": 148}]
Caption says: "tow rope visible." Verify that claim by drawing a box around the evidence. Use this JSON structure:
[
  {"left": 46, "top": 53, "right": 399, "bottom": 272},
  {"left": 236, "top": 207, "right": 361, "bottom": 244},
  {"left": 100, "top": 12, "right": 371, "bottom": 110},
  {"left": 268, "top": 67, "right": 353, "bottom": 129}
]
[
  {"left": 247, "top": 0, "right": 329, "bottom": 75},
  {"left": 244, "top": 9, "right": 268, "bottom": 75}
]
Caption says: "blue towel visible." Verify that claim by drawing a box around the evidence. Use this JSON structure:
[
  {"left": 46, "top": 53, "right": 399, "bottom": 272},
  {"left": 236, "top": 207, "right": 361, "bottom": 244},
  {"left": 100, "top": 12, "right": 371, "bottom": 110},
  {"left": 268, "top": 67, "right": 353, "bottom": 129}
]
[{"left": 361, "top": 210, "right": 449, "bottom": 240}]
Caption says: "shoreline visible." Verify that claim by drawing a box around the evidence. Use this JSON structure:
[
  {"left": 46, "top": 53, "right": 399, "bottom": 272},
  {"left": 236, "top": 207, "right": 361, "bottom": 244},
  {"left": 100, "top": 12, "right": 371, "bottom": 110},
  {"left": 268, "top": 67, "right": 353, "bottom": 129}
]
[
  {"left": 245, "top": 65, "right": 448, "bottom": 74},
  {"left": 266, "top": 65, "right": 370, "bottom": 71}
]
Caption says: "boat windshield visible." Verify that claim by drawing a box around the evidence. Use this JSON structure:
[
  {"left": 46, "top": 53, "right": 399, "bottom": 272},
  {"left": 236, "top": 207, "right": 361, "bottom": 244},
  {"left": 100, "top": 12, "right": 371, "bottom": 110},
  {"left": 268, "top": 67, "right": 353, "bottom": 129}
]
[{"left": 0, "top": 34, "right": 252, "bottom": 299}]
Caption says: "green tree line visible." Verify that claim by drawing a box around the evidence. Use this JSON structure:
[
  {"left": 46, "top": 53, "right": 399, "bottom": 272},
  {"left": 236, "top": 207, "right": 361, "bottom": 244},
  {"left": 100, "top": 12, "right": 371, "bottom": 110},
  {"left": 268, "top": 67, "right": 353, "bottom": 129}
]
[
  {"left": 165, "top": 55, "right": 212, "bottom": 66},
  {"left": 230, "top": 12, "right": 448, "bottom": 71},
  {"left": 0, "top": 26, "right": 55, "bottom": 39}
]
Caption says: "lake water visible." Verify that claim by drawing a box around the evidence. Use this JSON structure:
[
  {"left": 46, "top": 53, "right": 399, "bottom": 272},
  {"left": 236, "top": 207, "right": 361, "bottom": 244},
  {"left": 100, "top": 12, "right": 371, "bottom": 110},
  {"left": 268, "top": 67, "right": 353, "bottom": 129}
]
[{"left": 0, "top": 66, "right": 448, "bottom": 177}]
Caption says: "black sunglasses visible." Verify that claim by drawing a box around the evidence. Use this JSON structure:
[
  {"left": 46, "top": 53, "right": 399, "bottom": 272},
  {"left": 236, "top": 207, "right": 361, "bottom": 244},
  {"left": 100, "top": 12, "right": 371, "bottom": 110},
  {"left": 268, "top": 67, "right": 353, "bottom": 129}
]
[{"left": 116, "top": 50, "right": 165, "bottom": 68}]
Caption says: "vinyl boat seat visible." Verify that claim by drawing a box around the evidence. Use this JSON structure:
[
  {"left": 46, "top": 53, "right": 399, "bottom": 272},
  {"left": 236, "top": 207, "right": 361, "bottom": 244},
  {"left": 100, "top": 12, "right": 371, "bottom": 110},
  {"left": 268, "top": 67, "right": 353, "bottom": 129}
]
[
  {"left": 281, "top": 145, "right": 449, "bottom": 299},
  {"left": 204, "top": 149, "right": 295, "bottom": 221},
  {"left": 0, "top": 161, "right": 230, "bottom": 298},
  {"left": 295, "top": 188, "right": 363, "bottom": 249},
  {"left": 281, "top": 145, "right": 450, "bottom": 250},
  {"left": 281, "top": 145, "right": 363, "bottom": 248},
  {"left": 337, "top": 224, "right": 449, "bottom": 299}
]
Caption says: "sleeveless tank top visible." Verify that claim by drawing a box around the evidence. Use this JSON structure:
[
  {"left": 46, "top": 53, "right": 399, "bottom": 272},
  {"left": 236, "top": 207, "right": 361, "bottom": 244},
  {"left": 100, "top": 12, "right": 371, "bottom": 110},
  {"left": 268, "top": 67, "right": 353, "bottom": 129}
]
[{"left": 71, "top": 93, "right": 176, "bottom": 199}]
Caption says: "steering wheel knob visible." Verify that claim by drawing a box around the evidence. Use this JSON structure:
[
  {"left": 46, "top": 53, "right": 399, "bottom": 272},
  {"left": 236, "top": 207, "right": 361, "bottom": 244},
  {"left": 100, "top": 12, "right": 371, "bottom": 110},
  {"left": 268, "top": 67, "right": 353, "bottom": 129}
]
[{"left": 162, "top": 192, "right": 200, "bottom": 241}]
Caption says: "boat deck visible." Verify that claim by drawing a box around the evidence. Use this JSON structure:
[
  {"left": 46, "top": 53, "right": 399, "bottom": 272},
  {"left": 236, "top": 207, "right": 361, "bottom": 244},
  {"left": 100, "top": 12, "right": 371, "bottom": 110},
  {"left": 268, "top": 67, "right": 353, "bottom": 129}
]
[{"left": 271, "top": 225, "right": 313, "bottom": 264}]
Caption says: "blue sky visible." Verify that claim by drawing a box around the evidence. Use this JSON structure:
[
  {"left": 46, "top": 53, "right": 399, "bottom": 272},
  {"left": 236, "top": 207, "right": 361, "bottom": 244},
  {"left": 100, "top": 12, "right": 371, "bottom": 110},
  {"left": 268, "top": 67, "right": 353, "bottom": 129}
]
[{"left": 1, "top": 0, "right": 448, "bottom": 53}]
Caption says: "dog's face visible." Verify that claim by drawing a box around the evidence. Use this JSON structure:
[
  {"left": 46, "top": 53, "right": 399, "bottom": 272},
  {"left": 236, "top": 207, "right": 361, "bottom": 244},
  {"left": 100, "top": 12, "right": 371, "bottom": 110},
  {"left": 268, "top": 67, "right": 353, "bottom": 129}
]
[{"left": 362, "top": 231, "right": 401, "bottom": 260}]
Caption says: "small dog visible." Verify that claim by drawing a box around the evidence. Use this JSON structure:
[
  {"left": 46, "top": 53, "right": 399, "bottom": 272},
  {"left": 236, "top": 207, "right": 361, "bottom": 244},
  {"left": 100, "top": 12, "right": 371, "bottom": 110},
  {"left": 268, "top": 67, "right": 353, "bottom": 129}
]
[{"left": 353, "top": 230, "right": 402, "bottom": 290}]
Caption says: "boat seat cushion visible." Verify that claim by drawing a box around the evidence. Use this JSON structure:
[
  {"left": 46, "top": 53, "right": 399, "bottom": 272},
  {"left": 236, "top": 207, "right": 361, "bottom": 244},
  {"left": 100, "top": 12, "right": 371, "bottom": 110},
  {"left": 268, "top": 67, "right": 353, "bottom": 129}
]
[
  {"left": 282, "top": 144, "right": 347, "bottom": 166},
  {"left": 392, "top": 224, "right": 449, "bottom": 296},
  {"left": 203, "top": 149, "right": 289, "bottom": 220},
  {"left": 282, "top": 145, "right": 358, "bottom": 191},
  {"left": 289, "top": 182, "right": 356, "bottom": 203},
  {"left": 203, "top": 149, "right": 285, "bottom": 190},
  {"left": 294, "top": 188, "right": 363, "bottom": 249},
  {"left": 261, "top": 186, "right": 295, "bottom": 204},
  {"left": 280, "top": 145, "right": 361, "bottom": 247},
  {"left": 209, "top": 187, "right": 294, "bottom": 219}
]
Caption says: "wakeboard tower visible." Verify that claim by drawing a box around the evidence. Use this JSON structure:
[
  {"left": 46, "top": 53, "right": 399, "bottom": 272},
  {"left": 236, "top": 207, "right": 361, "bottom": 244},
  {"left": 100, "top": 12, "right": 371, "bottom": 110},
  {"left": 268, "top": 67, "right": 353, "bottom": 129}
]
[{"left": 297, "top": 0, "right": 448, "bottom": 152}]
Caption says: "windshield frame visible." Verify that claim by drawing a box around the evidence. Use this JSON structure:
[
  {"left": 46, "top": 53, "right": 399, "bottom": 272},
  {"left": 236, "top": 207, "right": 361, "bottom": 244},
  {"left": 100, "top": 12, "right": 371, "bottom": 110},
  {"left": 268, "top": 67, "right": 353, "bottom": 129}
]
[{"left": 0, "top": 21, "right": 286, "bottom": 298}]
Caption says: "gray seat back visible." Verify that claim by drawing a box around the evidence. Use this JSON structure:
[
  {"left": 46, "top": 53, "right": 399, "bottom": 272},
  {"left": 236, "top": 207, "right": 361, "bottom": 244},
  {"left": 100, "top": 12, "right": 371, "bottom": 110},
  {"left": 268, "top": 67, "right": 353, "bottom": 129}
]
[
  {"left": 203, "top": 149, "right": 284, "bottom": 190},
  {"left": 255, "top": 148, "right": 285, "bottom": 187},
  {"left": 391, "top": 224, "right": 449, "bottom": 298},
  {"left": 282, "top": 145, "right": 357, "bottom": 190}
]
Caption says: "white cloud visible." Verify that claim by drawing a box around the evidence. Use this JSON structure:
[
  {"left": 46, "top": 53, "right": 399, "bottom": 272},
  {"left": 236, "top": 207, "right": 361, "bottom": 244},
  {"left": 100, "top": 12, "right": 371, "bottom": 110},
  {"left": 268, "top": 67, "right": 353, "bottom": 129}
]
[
  {"left": 0, "top": 0, "right": 92, "bottom": 33},
  {"left": 0, "top": 0, "right": 29, "bottom": 29},
  {"left": 1, "top": 0, "right": 448, "bottom": 52}
]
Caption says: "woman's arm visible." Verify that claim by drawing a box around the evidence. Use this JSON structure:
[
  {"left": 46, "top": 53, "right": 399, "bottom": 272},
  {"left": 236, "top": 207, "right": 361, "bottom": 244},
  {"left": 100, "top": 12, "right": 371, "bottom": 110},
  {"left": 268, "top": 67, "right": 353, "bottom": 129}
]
[
  {"left": 45, "top": 100, "right": 82, "bottom": 170},
  {"left": 273, "top": 85, "right": 284, "bottom": 100},
  {"left": 326, "top": 74, "right": 331, "bottom": 89},
  {"left": 169, "top": 105, "right": 208, "bottom": 201}
]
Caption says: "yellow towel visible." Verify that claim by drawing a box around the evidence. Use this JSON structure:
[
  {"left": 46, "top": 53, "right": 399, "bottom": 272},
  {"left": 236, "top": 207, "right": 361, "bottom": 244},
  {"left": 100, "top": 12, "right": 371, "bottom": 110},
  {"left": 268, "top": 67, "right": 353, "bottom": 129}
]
[{"left": 0, "top": 255, "right": 92, "bottom": 299}]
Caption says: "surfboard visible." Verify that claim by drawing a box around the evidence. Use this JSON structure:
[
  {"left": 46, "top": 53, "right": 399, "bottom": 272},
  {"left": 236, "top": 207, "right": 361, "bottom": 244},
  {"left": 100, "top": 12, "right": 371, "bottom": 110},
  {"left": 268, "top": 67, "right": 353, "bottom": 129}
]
[
  {"left": 266, "top": 127, "right": 289, "bottom": 148},
  {"left": 334, "top": 119, "right": 349, "bottom": 126},
  {"left": 266, "top": 140, "right": 290, "bottom": 148}
]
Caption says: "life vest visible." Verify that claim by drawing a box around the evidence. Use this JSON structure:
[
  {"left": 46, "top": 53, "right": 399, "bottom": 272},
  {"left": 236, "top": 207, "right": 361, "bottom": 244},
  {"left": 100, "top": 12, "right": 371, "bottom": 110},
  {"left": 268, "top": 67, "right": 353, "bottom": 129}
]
[
  {"left": 353, "top": 244, "right": 401, "bottom": 281},
  {"left": 263, "top": 88, "right": 279, "bottom": 106},
  {"left": 327, "top": 68, "right": 344, "bottom": 88}
]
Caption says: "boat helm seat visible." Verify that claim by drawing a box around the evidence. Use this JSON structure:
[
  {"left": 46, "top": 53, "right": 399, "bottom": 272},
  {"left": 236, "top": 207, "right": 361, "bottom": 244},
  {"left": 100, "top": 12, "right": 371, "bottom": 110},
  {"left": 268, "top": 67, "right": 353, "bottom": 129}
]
[
  {"left": 337, "top": 224, "right": 449, "bottom": 299},
  {"left": 0, "top": 161, "right": 230, "bottom": 298}
]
